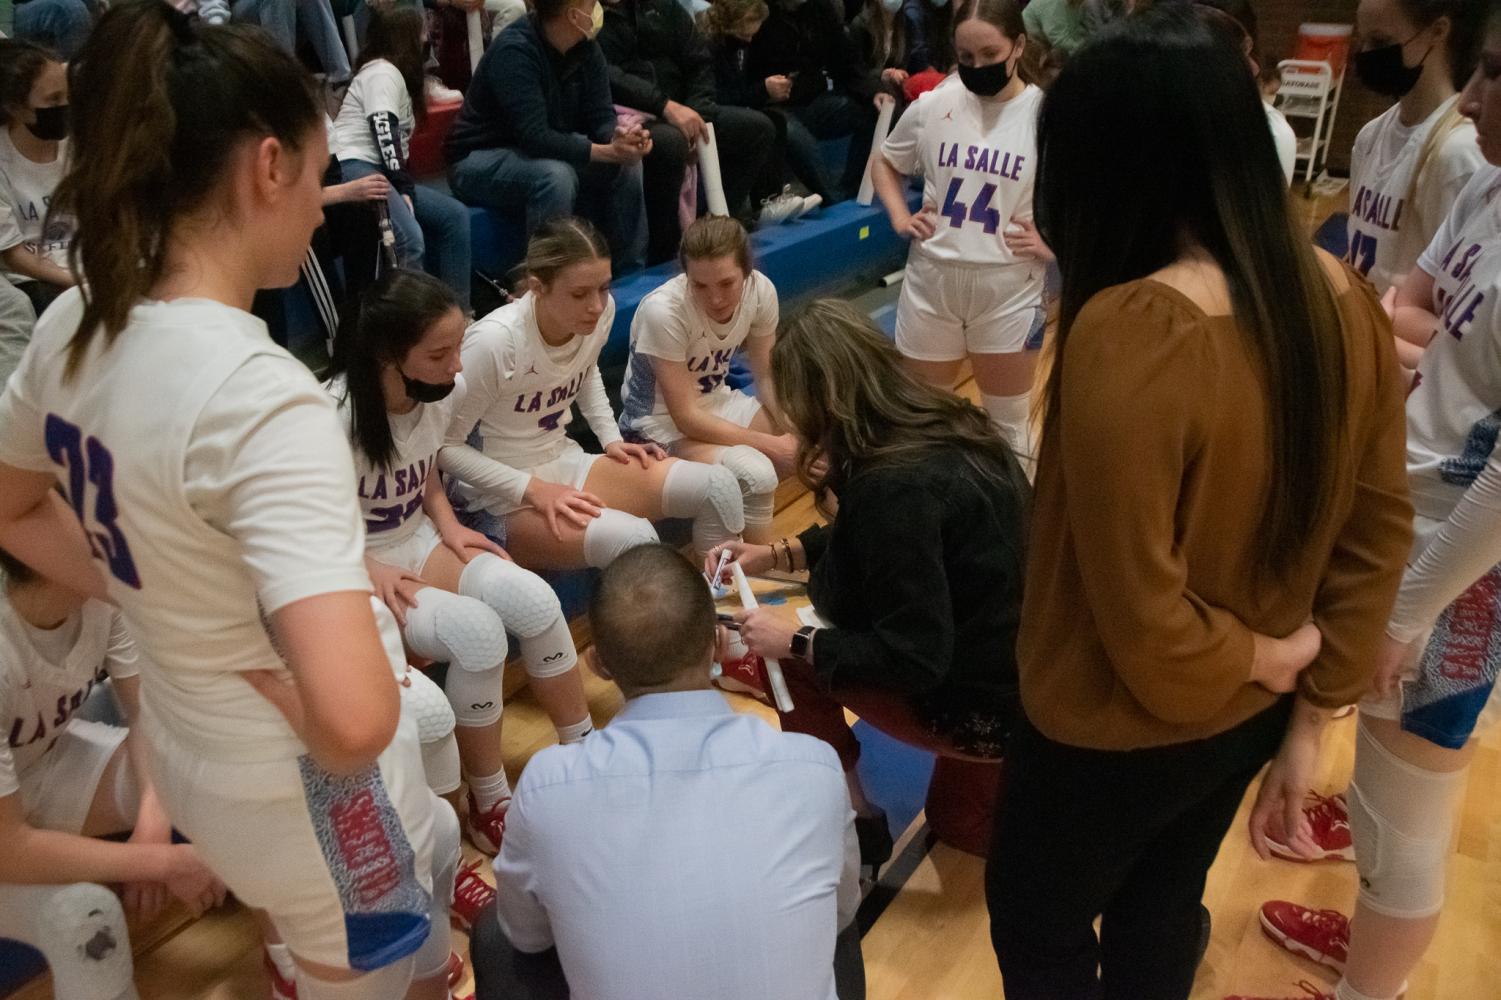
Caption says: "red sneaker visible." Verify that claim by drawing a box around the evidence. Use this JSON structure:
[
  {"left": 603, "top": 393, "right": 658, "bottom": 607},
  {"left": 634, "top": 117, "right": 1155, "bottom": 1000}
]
[
  {"left": 452, "top": 858, "right": 497, "bottom": 932},
  {"left": 1259, "top": 900, "right": 1350, "bottom": 972},
  {"left": 263, "top": 947, "right": 297, "bottom": 1000},
  {"left": 465, "top": 790, "right": 510, "bottom": 855},
  {"left": 447, "top": 950, "right": 464, "bottom": 989},
  {"left": 1225, "top": 980, "right": 1334, "bottom": 1000},
  {"left": 1268, "top": 792, "right": 1354, "bottom": 862},
  {"left": 713, "top": 652, "right": 769, "bottom": 703}
]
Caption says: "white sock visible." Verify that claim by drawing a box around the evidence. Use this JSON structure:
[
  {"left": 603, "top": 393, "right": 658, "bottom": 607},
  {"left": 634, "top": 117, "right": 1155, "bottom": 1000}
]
[
  {"left": 556, "top": 716, "right": 593, "bottom": 744},
  {"left": 1336, "top": 978, "right": 1400, "bottom": 1000},
  {"left": 466, "top": 767, "right": 512, "bottom": 812},
  {"left": 980, "top": 391, "right": 1034, "bottom": 478},
  {"left": 266, "top": 942, "right": 296, "bottom": 982}
]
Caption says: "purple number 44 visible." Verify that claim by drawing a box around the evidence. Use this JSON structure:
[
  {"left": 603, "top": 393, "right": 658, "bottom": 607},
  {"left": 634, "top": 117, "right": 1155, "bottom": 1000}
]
[{"left": 940, "top": 178, "right": 1001, "bottom": 234}]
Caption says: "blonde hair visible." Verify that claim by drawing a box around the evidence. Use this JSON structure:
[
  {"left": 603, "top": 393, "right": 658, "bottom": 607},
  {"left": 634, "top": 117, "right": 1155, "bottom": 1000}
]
[
  {"left": 678, "top": 215, "right": 753, "bottom": 276},
  {"left": 523, "top": 216, "right": 610, "bottom": 286},
  {"left": 772, "top": 299, "right": 1027, "bottom": 516},
  {"left": 701, "top": 0, "right": 768, "bottom": 38}
]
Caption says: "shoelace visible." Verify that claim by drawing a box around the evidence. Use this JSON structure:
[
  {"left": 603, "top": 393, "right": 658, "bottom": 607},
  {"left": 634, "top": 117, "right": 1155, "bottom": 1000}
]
[
  {"left": 455, "top": 860, "right": 496, "bottom": 910},
  {"left": 1305, "top": 793, "right": 1350, "bottom": 833},
  {"left": 1293, "top": 979, "right": 1334, "bottom": 1000},
  {"left": 1300, "top": 907, "right": 1350, "bottom": 942}
]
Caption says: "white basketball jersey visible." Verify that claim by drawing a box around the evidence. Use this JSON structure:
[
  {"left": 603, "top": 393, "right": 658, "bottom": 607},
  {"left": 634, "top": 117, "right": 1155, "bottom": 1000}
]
[
  {"left": 0, "top": 598, "right": 135, "bottom": 801},
  {"left": 619, "top": 270, "right": 777, "bottom": 434},
  {"left": 447, "top": 291, "right": 617, "bottom": 471},
  {"left": 328, "top": 373, "right": 466, "bottom": 550},
  {"left": 1408, "top": 166, "right": 1501, "bottom": 525},
  {"left": 0, "top": 290, "right": 374, "bottom": 762},
  {"left": 881, "top": 79, "right": 1043, "bottom": 267},
  {"left": 1346, "top": 96, "right": 1483, "bottom": 296}
]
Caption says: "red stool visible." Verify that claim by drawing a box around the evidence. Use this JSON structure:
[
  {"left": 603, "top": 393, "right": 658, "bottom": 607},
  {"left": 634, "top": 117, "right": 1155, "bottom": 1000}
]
[{"left": 924, "top": 754, "right": 1004, "bottom": 857}]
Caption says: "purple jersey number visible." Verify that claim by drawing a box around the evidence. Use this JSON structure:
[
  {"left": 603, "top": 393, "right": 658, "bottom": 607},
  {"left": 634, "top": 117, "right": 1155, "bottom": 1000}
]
[
  {"left": 44, "top": 414, "right": 142, "bottom": 588},
  {"left": 1346, "top": 231, "right": 1378, "bottom": 276},
  {"left": 940, "top": 178, "right": 1001, "bottom": 235}
]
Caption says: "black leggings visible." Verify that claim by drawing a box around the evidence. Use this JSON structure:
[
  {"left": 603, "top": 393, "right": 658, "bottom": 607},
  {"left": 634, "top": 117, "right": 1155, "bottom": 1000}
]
[{"left": 985, "top": 699, "right": 1291, "bottom": 1000}]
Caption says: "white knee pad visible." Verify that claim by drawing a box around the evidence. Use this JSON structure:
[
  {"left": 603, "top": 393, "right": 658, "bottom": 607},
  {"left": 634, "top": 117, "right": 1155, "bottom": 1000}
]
[
  {"left": 413, "top": 794, "right": 459, "bottom": 980},
  {"left": 981, "top": 391, "right": 1034, "bottom": 479},
  {"left": 718, "top": 444, "right": 778, "bottom": 533},
  {"left": 294, "top": 957, "right": 415, "bottom": 1000},
  {"left": 661, "top": 459, "right": 746, "bottom": 554},
  {"left": 459, "top": 554, "right": 578, "bottom": 680},
  {"left": 1349, "top": 721, "right": 1467, "bottom": 919},
  {"left": 402, "top": 669, "right": 461, "bottom": 794},
  {"left": 443, "top": 660, "right": 505, "bottom": 728},
  {"left": 36, "top": 883, "right": 137, "bottom": 1000},
  {"left": 582, "top": 507, "right": 659, "bottom": 568},
  {"left": 403, "top": 587, "right": 509, "bottom": 673}
]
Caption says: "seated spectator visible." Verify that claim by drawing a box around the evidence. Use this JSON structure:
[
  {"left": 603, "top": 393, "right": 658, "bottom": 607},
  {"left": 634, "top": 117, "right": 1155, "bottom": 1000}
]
[
  {"left": 1020, "top": 0, "right": 1089, "bottom": 60},
  {"left": 903, "top": 0, "right": 957, "bottom": 74},
  {"left": 471, "top": 543, "right": 864, "bottom": 1000},
  {"left": 701, "top": 0, "right": 827, "bottom": 220},
  {"left": 0, "top": 543, "right": 225, "bottom": 1000},
  {"left": 11, "top": 0, "right": 92, "bottom": 60},
  {"left": 599, "top": 0, "right": 774, "bottom": 263},
  {"left": 851, "top": 0, "right": 912, "bottom": 100},
  {"left": 0, "top": 39, "right": 74, "bottom": 316},
  {"left": 747, "top": 0, "right": 878, "bottom": 203},
  {"left": 0, "top": 275, "right": 34, "bottom": 385},
  {"left": 714, "top": 298, "right": 1026, "bottom": 875},
  {"left": 447, "top": 0, "right": 649, "bottom": 276},
  {"left": 230, "top": 0, "right": 352, "bottom": 82},
  {"left": 333, "top": 5, "right": 473, "bottom": 312}
]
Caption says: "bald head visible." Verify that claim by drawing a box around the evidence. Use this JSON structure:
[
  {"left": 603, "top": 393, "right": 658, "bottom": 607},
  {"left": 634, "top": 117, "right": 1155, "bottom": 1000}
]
[{"left": 588, "top": 544, "right": 717, "bottom": 695}]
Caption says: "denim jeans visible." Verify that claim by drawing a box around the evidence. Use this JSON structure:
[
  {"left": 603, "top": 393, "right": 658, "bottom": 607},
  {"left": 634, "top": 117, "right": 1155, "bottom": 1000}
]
[
  {"left": 14, "top": 0, "right": 93, "bottom": 60},
  {"left": 449, "top": 147, "right": 647, "bottom": 276},
  {"left": 339, "top": 159, "right": 473, "bottom": 312},
  {"left": 231, "top": 0, "right": 352, "bottom": 80}
]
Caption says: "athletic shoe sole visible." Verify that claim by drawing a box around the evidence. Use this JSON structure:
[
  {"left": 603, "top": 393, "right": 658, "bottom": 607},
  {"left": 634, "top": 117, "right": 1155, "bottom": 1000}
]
[{"left": 1258, "top": 909, "right": 1347, "bottom": 973}]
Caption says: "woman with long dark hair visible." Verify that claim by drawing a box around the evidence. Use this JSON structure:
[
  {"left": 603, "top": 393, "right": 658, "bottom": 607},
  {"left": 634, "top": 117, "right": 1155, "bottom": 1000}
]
[
  {"left": 332, "top": 4, "right": 473, "bottom": 311},
  {"left": 984, "top": 9, "right": 1413, "bottom": 999},
  {"left": 0, "top": 4, "right": 458, "bottom": 996},
  {"left": 0, "top": 39, "right": 75, "bottom": 315},
  {"left": 713, "top": 298, "right": 1028, "bottom": 875}
]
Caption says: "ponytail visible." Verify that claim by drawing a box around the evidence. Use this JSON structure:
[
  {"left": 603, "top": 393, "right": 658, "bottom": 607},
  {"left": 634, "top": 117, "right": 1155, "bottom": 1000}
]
[
  {"left": 327, "top": 269, "right": 459, "bottom": 473},
  {"left": 53, "top": 0, "right": 322, "bottom": 379}
]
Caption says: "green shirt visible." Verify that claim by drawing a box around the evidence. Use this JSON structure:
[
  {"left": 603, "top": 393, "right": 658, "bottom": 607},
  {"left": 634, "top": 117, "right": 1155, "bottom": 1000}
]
[{"left": 1022, "top": 0, "right": 1089, "bottom": 55}]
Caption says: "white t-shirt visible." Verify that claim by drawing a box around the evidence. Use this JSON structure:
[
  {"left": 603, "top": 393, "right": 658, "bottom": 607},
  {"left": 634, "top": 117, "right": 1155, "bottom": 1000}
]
[
  {"left": 0, "top": 291, "right": 375, "bottom": 762},
  {"left": 1347, "top": 96, "right": 1483, "bottom": 297},
  {"left": 1265, "top": 102, "right": 1296, "bottom": 186},
  {"left": 327, "top": 373, "right": 467, "bottom": 551},
  {"left": 0, "top": 129, "right": 72, "bottom": 284},
  {"left": 881, "top": 80, "right": 1043, "bottom": 268},
  {"left": 332, "top": 59, "right": 415, "bottom": 166},
  {"left": 619, "top": 270, "right": 778, "bottom": 435},
  {"left": 1407, "top": 165, "right": 1501, "bottom": 528},
  {"left": 0, "top": 597, "right": 137, "bottom": 804},
  {"left": 443, "top": 293, "right": 621, "bottom": 505}
]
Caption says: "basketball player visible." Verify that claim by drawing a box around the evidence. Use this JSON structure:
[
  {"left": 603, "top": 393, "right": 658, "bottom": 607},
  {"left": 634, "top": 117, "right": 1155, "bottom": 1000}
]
[
  {"left": 0, "top": 544, "right": 224, "bottom": 1000},
  {"left": 617, "top": 215, "right": 791, "bottom": 544},
  {"left": 327, "top": 268, "right": 585, "bottom": 856},
  {"left": 0, "top": 6, "right": 457, "bottom": 997},
  {"left": 870, "top": 0, "right": 1044, "bottom": 475},
  {"left": 442, "top": 217, "right": 747, "bottom": 564},
  {"left": 1345, "top": 0, "right": 1482, "bottom": 309}
]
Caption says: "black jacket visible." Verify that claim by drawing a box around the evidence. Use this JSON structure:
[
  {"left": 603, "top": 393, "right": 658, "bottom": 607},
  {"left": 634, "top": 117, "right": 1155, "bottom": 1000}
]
[
  {"left": 598, "top": 0, "right": 719, "bottom": 119},
  {"left": 707, "top": 34, "right": 767, "bottom": 109},
  {"left": 445, "top": 15, "right": 617, "bottom": 168},
  {"left": 799, "top": 446, "right": 1026, "bottom": 717},
  {"left": 747, "top": 0, "right": 874, "bottom": 106}
]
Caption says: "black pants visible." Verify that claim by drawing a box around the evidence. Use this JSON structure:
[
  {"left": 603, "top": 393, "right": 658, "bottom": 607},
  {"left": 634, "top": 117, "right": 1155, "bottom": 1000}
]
[
  {"left": 641, "top": 106, "right": 774, "bottom": 264},
  {"left": 789, "top": 91, "right": 877, "bottom": 203},
  {"left": 985, "top": 699, "right": 1291, "bottom": 1000},
  {"left": 470, "top": 900, "right": 867, "bottom": 1000}
]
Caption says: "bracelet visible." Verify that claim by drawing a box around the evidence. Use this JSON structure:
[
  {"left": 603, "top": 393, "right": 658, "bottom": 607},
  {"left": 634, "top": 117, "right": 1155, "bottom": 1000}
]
[
  {"left": 779, "top": 537, "right": 793, "bottom": 573},
  {"left": 766, "top": 543, "right": 780, "bottom": 571}
]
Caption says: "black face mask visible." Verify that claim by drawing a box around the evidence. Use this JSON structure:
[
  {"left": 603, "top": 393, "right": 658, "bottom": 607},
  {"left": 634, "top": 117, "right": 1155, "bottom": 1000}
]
[
  {"left": 958, "top": 58, "right": 1011, "bottom": 97},
  {"left": 1354, "top": 38, "right": 1427, "bottom": 98},
  {"left": 402, "top": 370, "right": 456, "bottom": 403},
  {"left": 26, "top": 105, "right": 68, "bottom": 142}
]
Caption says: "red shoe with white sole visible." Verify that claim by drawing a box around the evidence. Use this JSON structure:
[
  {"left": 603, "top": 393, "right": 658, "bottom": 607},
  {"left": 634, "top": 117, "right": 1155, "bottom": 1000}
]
[
  {"left": 1268, "top": 792, "right": 1355, "bottom": 863},
  {"left": 1224, "top": 980, "right": 1334, "bottom": 1000},
  {"left": 1259, "top": 900, "right": 1350, "bottom": 973},
  {"left": 713, "top": 652, "right": 769, "bottom": 703},
  {"left": 452, "top": 858, "right": 497, "bottom": 932},
  {"left": 465, "top": 790, "right": 510, "bottom": 856}
]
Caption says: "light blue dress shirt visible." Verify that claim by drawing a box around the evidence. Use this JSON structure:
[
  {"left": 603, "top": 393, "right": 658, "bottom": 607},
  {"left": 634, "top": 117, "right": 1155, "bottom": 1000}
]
[{"left": 494, "top": 689, "right": 861, "bottom": 1000}]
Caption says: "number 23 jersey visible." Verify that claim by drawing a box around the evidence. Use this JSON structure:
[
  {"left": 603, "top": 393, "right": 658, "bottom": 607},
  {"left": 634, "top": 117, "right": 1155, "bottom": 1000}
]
[{"left": 881, "top": 79, "right": 1043, "bottom": 267}]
